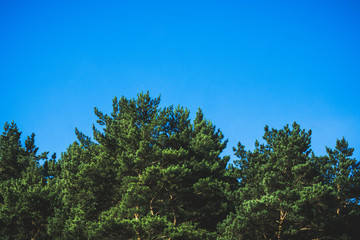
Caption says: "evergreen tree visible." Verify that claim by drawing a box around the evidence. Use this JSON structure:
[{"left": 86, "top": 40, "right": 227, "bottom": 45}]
[
  {"left": 219, "top": 123, "right": 333, "bottom": 239},
  {"left": 315, "top": 138, "right": 360, "bottom": 239},
  {"left": 49, "top": 92, "right": 235, "bottom": 239},
  {"left": 0, "top": 122, "right": 26, "bottom": 181},
  {"left": 4, "top": 93, "right": 357, "bottom": 239},
  {"left": 0, "top": 122, "right": 51, "bottom": 240}
]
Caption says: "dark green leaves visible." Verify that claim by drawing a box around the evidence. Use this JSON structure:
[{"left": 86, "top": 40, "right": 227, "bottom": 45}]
[
  {"left": 220, "top": 123, "right": 359, "bottom": 239},
  {"left": 1, "top": 94, "right": 359, "bottom": 239}
]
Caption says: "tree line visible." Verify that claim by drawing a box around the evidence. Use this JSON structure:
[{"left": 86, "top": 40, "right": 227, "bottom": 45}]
[{"left": 1, "top": 92, "right": 359, "bottom": 239}]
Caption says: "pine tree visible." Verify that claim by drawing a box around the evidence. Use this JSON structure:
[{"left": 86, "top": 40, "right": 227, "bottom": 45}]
[
  {"left": 0, "top": 122, "right": 26, "bottom": 181},
  {"left": 1, "top": 100, "right": 359, "bottom": 239},
  {"left": 49, "top": 92, "right": 235, "bottom": 239},
  {"left": 0, "top": 122, "right": 51, "bottom": 240},
  {"left": 315, "top": 138, "right": 360, "bottom": 239},
  {"left": 219, "top": 123, "right": 332, "bottom": 239}
]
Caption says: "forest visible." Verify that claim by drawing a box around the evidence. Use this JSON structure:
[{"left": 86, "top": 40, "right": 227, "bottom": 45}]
[{"left": 1, "top": 92, "right": 359, "bottom": 240}]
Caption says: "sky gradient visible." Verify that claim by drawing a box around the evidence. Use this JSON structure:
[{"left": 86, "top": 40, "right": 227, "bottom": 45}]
[{"left": 1, "top": 0, "right": 360, "bottom": 159}]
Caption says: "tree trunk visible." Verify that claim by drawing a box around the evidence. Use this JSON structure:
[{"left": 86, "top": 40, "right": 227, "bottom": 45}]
[{"left": 277, "top": 210, "right": 287, "bottom": 240}]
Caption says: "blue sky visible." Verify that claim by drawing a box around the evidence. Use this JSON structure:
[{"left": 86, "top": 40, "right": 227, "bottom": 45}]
[{"left": 1, "top": 0, "right": 359, "bottom": 159}]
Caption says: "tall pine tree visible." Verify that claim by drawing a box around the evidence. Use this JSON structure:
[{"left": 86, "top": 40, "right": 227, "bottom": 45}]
[
  {"left": 315, "top": 138, "right": 360, "bottom": 239},
  {"left": 49, "top": 92, "right": 235, "bottom": 239},
  {"left": 219, "top": 123, "right": 333, "bottom": 239},
  {"left": 0, "top": 122, "right": 52, "bottom": 240}
]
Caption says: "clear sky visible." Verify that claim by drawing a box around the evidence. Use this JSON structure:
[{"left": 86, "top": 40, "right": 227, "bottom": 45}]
[{"left": 1, "top": 0, "right": 359, "bottom": 160}]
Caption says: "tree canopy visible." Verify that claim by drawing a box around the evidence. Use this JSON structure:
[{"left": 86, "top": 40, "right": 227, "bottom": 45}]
[
  {"left": 1, "top": 92, "right": 359, "bottom": 239},
  {"left": 219, "top": 123, "right": 360, "bottom": 239}
]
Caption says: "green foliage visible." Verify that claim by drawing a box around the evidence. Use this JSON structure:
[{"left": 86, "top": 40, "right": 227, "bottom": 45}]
[
  {"left": 47, "top": 92, "right": 235, "bottom": 239},
  {"left": 0, "top": 122, "right": 52, "bottom": 240},
  {"left": 1, "top": 93, "right": 359, "bottom": 239},
  {"left": 0, "top": 122, "right": 27, "bottom": 181},
  {"left": 315, "top": 138, "right": 360, "bottom": 239},
  {"left": 219, "top": 123, "right": 360, "bottom": 239}
]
